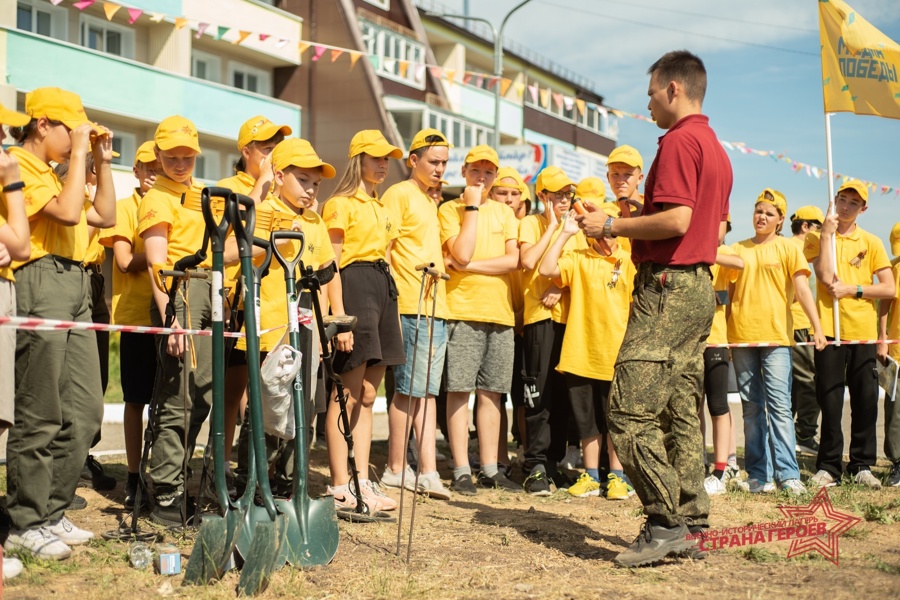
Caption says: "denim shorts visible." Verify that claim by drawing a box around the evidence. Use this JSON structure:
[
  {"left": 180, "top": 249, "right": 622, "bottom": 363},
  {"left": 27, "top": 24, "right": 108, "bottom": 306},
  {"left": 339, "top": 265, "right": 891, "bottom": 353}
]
[{"left": 393, "top": 315, "right": 447, "bottom": 398}]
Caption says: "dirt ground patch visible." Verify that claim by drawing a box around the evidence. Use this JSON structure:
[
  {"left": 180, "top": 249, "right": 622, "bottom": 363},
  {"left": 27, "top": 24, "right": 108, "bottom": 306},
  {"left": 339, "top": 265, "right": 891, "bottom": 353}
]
[{"left": 3, "top": 443, "right": 900, "bottom": 600}]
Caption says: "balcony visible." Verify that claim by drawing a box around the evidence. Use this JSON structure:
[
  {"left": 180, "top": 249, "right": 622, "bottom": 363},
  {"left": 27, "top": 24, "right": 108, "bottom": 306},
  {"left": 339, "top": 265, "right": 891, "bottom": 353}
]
[
  {"left": 454, "top": 83, "right": 523, "bottom": 139},
  {"left": 2, "top": 28, "right": 301, "bottom": 141}
]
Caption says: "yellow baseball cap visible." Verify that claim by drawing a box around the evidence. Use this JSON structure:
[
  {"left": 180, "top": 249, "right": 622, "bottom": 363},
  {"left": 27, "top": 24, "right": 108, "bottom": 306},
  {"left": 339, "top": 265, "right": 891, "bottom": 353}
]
[
  {"left": 891, "top": 222, "right": 900, "bottom": 256},
  {"left": 0, "top": 102, "right": 29, "bottom": 127},
  {"left": 25, "top": 87, "right": 102, "bottom": 134},
  {"left": 133, "top": 141, "right": 157, "bottom": 166},
  {"left": 272, "top": 138, "right": 336, "bottom": 179},
  {"left": 492, "top": 166, "right": 526, "bottom": 193},
  {"left": 536, "top": 166, "right": 575, "bottom": 193},
  {"left": 756, "top": 188, "right": 787, "bottom": 216},
  {"left": 790, "top": 205, "right": 825, "bottom": 223},
  {"left": 154, "top": 115, "right": 201, "bottom": 153},
  {"left": 408, "top": 128, "right": 451, "bottom": 154},
  {"left": 438, "top": 179, "right": 449, "bottom": 186},
  {"left": 576, "top": 176, "right": 607, "bottom": 201},
  {"left": 837, "top": 179, "right": 869, "bottom": 203},
  {"left": 607, "top": 145, "right": 643, "bottom": 170},
  {"left": 464, "top": 144, "right": 500, "bottom": 168},
  {"left": 237, "top": 115, "right": 292, "bottom": 150},
  {"left": 348, "top": 130, "right": 402, "bottom": 159}
]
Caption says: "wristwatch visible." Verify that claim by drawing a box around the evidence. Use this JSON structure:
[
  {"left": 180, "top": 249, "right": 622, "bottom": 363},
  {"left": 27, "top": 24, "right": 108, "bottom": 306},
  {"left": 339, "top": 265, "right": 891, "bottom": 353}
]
[
  {"left": 602, "top": 216, "right": 616, "bottom": 238},
  {"left": 856, "top": 285, "right": 863, "bottom": 299},
  {"left": 464, "top": 205, "right": 479, "bottom": 212}
]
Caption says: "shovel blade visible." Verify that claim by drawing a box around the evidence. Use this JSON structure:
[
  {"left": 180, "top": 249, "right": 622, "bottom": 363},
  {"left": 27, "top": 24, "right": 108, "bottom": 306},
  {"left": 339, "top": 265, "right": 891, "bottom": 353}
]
[
  {"left": 283, "top": 497, "right": 339, "bottom": 568},
  {"left": 182, "top": 515, "right": 228, "bottom": 585},
  {"left": 236, "top": 520, "right": 277, "bottom": 596}
]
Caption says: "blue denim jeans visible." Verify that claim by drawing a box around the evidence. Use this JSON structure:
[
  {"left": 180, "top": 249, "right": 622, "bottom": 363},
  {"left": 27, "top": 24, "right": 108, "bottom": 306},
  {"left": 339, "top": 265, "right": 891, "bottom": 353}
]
[{"left": 732, "top": 347, "right": 801, "bottom": 484}]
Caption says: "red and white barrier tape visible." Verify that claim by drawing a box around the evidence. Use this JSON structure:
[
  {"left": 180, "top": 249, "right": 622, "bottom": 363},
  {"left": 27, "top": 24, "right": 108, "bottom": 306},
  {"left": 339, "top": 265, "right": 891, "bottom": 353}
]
[
  {"left": 0, "top": 315, "right": 285, "bottom": 338},
  {"left": 707, "top": 339, "right": 899, "bottom": 348}
]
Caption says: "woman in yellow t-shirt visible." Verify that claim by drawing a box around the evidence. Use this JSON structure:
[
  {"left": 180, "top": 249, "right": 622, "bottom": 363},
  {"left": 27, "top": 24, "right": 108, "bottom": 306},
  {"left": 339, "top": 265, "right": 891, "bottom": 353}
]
[
  {"left": 728, "top": 189, "right": 825, "bottom": 497},
  {"left": 320, "top": 130, "right": 404, "bottom": 512},
  {"left": 5, "top": 88, "right": 115, "bottom": 560}
]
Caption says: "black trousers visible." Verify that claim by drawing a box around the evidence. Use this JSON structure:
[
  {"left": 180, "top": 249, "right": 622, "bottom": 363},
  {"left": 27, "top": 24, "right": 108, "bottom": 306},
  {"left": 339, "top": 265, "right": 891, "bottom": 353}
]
[
  {"left": 522, "top": 320, "right": 569, "bottom": 473},
  {"left": 813, "top": 340, "right": 878, "bottom": 477}
]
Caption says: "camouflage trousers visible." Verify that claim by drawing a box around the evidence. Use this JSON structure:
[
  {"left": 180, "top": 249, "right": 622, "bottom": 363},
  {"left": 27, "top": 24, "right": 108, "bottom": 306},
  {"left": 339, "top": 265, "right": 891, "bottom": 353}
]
[{"left": 608, "top": 262, "right": 713, "bottom": 528}]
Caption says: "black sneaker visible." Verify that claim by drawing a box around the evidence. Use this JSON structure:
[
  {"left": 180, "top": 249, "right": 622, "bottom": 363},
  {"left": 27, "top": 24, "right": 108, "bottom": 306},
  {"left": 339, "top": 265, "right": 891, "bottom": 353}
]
[
  {"left": 523, "top": 470, "right": 552, "bottom": 496},
  {"left": 68, "top": 494, "right": 87, "bottom": 511},
  {"left": 796, "top": 436, "right": 820, "bottom": 455},
  {"left": 79, "top": 455, "right": 117, "bottom": 491},
  {"left": 450, "top": 474, "right": 477, "bottom": 496},
  {"left": 889, "top": 462, "right": 900, "bottom": 488},
  {"left": 124, "top": 477, "right": 151, "bottom": 511},
  {"left": 549, "top": 469, "right": 576, "bottom": 490},
  {"left": 477, "top": 472, "right": 521, "bottom": 492},
  {"left": 614, "top": 521, "right": 696, "bottom": 567},
  {"left": 150, "top": 494, "right": 197, "bottom": 528}
]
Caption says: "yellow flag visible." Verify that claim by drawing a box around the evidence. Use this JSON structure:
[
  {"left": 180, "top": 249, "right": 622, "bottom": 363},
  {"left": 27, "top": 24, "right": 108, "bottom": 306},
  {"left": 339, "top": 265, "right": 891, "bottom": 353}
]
[{"left": 819, "top": 0, "right": 900, "bottom": 119}]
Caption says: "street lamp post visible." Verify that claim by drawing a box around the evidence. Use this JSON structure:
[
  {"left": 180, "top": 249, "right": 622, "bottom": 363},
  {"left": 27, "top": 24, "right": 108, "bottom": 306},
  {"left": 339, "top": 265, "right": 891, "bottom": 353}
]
[{"left": 427, "top": 0, "right": 533, "bottom": 147}]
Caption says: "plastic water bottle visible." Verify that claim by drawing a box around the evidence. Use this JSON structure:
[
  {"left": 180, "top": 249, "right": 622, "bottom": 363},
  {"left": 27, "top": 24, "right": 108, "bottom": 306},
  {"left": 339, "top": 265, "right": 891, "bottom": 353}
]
[{"left": 129, "top": 542, "right": 153, "bottom": 570}]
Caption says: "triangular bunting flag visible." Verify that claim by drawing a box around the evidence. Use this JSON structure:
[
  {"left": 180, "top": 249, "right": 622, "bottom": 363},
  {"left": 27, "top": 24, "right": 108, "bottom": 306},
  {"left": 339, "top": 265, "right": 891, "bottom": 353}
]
[
  {"left": 311, "top": 45, "right": 327, "bottom": 61},
  {"left": 126, "top": 8, "right": 142, "bottom": 24},
  {"left": 563, "top": 96, "right": 574, "bottom": 111},
  {"left": 350, "top": 52, "right": 363, "bottom": 68},
  {"left": 398, "top": 60, "right": 409, "bottom": 78},
  {"left": 500, "top": 78, "right": 512, "bottom": 96},
  {"left": 73, "top": 0, "right": 96, "bottom": 10},
  {"left": 528, "top": 84, "right": 538, "bottom": 104},
  {"left": 384, "top": 58, "right": 397, "bottom": 72},
  {"left": 103, "top": 2, "right": 121, "bottom": 20},
  {"left": 259, "top": 33, "right": 270, "bottom": 42},
  {"left": 275, "top": 38, "right": 289, "bottom": 48},
  {"left": 331, "top": 49, "right": 344, "bottom": 62},
  {"left": 463, "top": 73, "right": 473, "bottom": 85},
  {"left": 430, "top": 65, "right": 443, "bottom": 79},
  {"left": 446, "top": 69, "right": 457, "bottom": 82},
  {"left": 575, "top": 98, "right": 586, "bottom": 116},
  {"left": 415, "top": 64, "right": 427, "bottom": 82},
  {"left": 233, "top": 31, "right": 252, "bottom": 45},
  {"left": 216, "top": 26, "right": 229, "bottom": 40},
  {"left": 50, "top": 0, "right": 64, "bottom": 5},
  {"left": 539, "top": 88, "right": 551, "bottom": 108},
  {"left": 368, "top": 55, "right": 381, "bottom": 69},
  {"left": 149, "top": 13, "right": 165, "bottom": 23},
  {"left": 474, "top": 75, "right": 484, "bottom": 88},
  {"left": 174, "top": 17, "right": 189, "bottom": 30},
  {"left": 196, "top": 23, "right": 210, "bottom": 39},
  {"left": 298, "top": 42, "right": 311, "bottom": 55},
  {"left": 514, "top": 82, "right": 525, "bottom": 99},
  {"left": 552, "top": 92, "right": 563, "bottom": 109}
]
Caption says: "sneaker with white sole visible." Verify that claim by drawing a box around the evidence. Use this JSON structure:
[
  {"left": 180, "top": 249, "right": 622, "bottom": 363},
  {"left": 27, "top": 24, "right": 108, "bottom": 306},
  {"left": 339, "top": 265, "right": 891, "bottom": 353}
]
[
  {"left": 735, "top": 478, "right": 776, "bottom": 493},
  {"left": 704, "top": 474, "right": 726, "bottom": 496},
  {"left": 780, "top": 479, "right": 807, "bottom": 496},
  {"left": 567, "top": 472, "right": 601, "bottom": 498},
  {"left": 358, "top": 479, "right": 397, "bottom": 511},
  {"left": 4, "top": 527, "right": 71, "bottom": 561},
  {"left": 853, "top": 469, "right": 882, "bottom": 490},
  {"left": 418, "top": 472, "right": 451, "bottom": 500},
  {"left": 46, "top": 516, "right": 94, "bottom": 546},
  {"left": 327, "top": 484, "right": 384, "bottom": 513},
  {"left": 2, "top": 555, "right": 23, "bottom": 580},
  {"left": 809, "top": 469, "right": 838, "bottom": 489},
  {"left": 380, "top": 465, "right": 419, "bottom": 492}
]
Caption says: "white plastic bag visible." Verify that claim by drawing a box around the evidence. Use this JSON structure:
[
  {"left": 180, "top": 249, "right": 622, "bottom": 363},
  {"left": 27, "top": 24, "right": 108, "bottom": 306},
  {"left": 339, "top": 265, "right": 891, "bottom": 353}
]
[{"left": 260, "top": 342, "right": 303, "bottom": 440}]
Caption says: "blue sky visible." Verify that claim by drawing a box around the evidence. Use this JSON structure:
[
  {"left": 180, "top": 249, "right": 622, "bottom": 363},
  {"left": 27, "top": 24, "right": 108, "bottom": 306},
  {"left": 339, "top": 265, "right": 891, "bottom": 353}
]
[{"left": 436, "top": 0, "right": 900, "bottom": 249}]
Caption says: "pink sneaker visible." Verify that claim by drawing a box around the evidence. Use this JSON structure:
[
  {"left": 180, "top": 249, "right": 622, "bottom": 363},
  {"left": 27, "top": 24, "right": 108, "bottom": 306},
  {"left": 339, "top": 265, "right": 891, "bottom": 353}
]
[
  {"left": 326, "top": 484, "right": 385, "bottom": 513},
  {"left": 358, "top": 480, "right": 397, "bottom": 511}
]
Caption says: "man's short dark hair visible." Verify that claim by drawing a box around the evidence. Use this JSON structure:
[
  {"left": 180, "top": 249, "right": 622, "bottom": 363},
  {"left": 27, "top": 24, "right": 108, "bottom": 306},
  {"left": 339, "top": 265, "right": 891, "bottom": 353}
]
[
  {"left": 648, "top": 50, "right": 707, "bottom": 103},
  {"left": 790, "top": 220, "right": 821, "bottom": 236}
]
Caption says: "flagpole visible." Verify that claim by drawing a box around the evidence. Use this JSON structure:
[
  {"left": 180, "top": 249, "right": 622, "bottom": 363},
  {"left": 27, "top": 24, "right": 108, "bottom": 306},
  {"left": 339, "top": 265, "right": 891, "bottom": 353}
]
[{"left": 824, "top": 112, "right": 841, "bottom": 345}]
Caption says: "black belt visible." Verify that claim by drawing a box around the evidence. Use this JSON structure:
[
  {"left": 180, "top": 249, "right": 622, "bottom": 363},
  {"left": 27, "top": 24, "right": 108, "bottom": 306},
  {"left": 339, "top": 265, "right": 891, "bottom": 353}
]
[
  {"left": 343, "top": 259, "right": 398, "bottom": 300},
  {"left": 83, "top": 263, "right": 102, "bottom": 274}
]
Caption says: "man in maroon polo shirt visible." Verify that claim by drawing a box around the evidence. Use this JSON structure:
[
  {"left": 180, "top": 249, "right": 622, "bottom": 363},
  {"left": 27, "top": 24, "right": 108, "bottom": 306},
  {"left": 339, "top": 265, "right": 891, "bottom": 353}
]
[{"left": 576, "top": 50, "right": 732, "bottom": 567}]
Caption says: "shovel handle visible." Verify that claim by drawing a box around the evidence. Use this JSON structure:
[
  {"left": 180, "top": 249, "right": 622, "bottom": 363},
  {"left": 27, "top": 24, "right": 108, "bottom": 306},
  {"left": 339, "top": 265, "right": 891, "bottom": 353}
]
[
  {"left": 270, "top": 230, "right": 306, "bottom": 282},
  {"left": 201, "top": 187, "right": 233, "bottom": 252},
  {"left": 251, "top": 236, "right": 274, "bottom": 284},
  {"left": 227, "top": 193, "right": 256, "bottom": 258}
]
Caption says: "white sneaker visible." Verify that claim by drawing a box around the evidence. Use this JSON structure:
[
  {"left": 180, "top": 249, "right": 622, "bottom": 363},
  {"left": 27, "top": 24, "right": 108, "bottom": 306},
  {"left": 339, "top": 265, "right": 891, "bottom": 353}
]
[
  {"left": 809, "top": 469, "right": 837, "bottom": 489},
  {"left": 47, "top": 516, "right": 94, "bottom": 546},
  {"left": 735, "top": 478, "right": 776, "bottom": 493},
  {"left": 853, "top": 469, "right": 882, "bottom": 490},
  {"left": 380, "top": 465, "right": 419, "bottom": 492},
  {"left": 2, "top": 556, "right": 23, "bottom": 580},
  {"left": 418, "top": 471, "right": 451, "bottom": 500},
  {"left": 704, "top": 474, "right": 726, "bottom": 496},
  {"left": 559, "top": 445, "right": 582, "bottom": 470},
  {"left": 780, "top": 479, "right": 807, "bottom": 496},
  {"left": 4, "top": 528, "right": 72, "bottom": 560}
]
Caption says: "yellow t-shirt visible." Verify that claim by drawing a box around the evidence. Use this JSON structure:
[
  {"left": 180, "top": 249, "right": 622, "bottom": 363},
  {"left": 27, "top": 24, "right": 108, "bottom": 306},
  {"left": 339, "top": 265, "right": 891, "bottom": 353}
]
[
  {"left": 804, "top": 227, "right": 891, "bottom": 340},
  {"left": 708, "top": 245, "right": 739, "bottom": 346},
  {"left": 8, "top": 146, "right": 76, "bottom": 268},
  {"left": 216, "top": 171, "right": 276, "bottom": 291},
  {"left": 888, "top": 257, "right": 900, "bottom": 362},
  {"left": 98, "top": 191, "right": 153, "bottom": 326},
  {"left": 238, "top": 197, "right": 336, "bottom": 352},
  {"left": 438, "top": 198, "right": 519, "bottom": 327},
  {"left": 728, "top": 236, "right": 809, "bottom": 345},
  {"left": 381, "top": 180, "right": 448, "bottom": 319},
  {"left": 137, "top": 176, "right": 212, "bottom": 269},
  {"left": 788, "top": 235, "right": 812, "bottom": 331},
  {"left": 518, "top": 214, "right": 588, "bottom": 326},
  {"left": 322, "top": 188, "right": 396, "bottom": 268},
  {"left": 556, "top": 245, "right": 635, "bottom": 380}
]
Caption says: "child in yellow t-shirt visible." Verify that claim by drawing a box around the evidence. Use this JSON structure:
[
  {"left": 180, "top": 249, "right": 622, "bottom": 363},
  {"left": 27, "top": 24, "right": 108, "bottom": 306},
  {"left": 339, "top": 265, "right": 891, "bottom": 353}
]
[
  {"left": 729, "top": 189, "right": 824, "bottom": 496},
  {"left": 540, "top": 207, "right": 635, "bottom": 501}
]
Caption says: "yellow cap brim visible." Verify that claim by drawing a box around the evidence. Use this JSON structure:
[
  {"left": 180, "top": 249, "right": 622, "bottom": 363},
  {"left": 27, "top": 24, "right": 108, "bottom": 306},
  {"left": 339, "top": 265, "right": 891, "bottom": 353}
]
[
  {"left": 157, "top": 138, "right": 202, "bottom": 154},
  {"left": 0, "top": 107, "right": 30, "bottom": 127},
  {"left": 240, "top": 123, "right": 292, "bottom": 149},
  {"left": 277, "top": 159, "right": 336, "bottom": 179}
]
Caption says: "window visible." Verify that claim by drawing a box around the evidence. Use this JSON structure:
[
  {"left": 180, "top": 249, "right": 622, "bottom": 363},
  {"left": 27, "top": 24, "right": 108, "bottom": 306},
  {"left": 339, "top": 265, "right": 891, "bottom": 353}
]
[
  {"left": 426, "top": 110, "right": 491, "bottom": 149},
  {"left": 111, "top": 132, "right": 136, "bottom": 167},
  {"left": 359, "top": 19, "right": 426, "bottom": 90},
  {"left": 192, "top": 50, "right": 221, "bottom": 83},
  {"left": 194, "top": 149, "right": 221, "bottom": 181},
  {"left": 363, "top": 0, "right": 390, "bottom": 10},
  {"left": 17, "top": 0, "right": 67, "bottom": 41},
  {"left": 228, "top": 63, "right": 271, "bottom": 96},
  {"left": 80, "top": 13, "right": 135, "bottom": 58}
]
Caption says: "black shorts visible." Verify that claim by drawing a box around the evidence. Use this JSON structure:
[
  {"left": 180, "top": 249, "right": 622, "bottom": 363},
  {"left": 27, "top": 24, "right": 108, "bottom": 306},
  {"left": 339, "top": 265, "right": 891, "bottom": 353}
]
[
  {"left": 120, "top": 332, "right": 158, "bottom": 405},
  {"left": 333, "top": 261, "right": 405, "bottom": 374},
  {"left": 703, "top": 347, "right": 730, "bottom": 417},
  {"left": 564, "top": 373, "right": 611, "bottom": 439}
]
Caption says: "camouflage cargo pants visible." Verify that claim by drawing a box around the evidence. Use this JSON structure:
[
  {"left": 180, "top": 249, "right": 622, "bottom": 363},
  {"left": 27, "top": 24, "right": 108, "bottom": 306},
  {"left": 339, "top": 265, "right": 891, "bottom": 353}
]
[{"left": 608, "top": 262, "right": 713, "bottom": 528}]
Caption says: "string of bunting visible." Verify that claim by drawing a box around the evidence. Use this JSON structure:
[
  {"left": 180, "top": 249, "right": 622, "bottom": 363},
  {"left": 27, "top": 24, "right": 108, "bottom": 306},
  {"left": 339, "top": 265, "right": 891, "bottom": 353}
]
[
  {"left": 50, "top": 1, "right": 898, "bottom": 196},
  {"left": 0, "top": 314, "right": 287, "bottom": 338}
]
